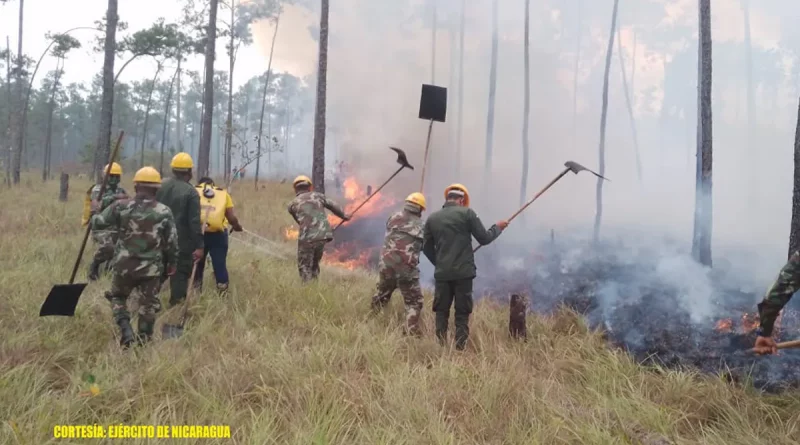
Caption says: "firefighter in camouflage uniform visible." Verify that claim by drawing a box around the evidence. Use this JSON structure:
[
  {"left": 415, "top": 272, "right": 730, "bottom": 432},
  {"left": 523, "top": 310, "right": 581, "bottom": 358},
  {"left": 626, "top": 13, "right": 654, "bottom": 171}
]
[
  {"left": 287, "top": 175, "right": 349, "bottom": 282},
  {"left": 754, "top": 252, "right": 800, "bottom": 354},
  {"left": 370, "top": 193, "right": 427, "bottom": 336},
  {"left": 83, "top": 162, "right": 129, "bottom": 280},
  {"left": 92, "top": 166, "right": 178, "bottom": 348}
]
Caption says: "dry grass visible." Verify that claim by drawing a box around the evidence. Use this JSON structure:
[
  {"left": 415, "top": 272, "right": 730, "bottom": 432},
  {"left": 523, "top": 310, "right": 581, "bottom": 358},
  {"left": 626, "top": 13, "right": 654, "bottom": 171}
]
[{"left": 1, "top": 175, "right": 800, "bottom": 444}]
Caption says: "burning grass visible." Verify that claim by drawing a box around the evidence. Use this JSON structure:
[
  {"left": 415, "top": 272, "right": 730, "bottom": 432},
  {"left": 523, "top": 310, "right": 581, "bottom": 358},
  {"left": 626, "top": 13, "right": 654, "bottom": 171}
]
[{"left": 2, "top": 176, "right": 800, "bottom": 443}]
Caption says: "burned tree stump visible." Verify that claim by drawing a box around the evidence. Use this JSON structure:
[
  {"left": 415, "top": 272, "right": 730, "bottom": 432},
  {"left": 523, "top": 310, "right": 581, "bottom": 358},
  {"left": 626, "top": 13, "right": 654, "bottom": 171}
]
[
  {"left": 59, "top": 173, "right": 69, "bottom": 202},
  {"left": 509, "top": 294, "right": 528, "bottom": 340}
]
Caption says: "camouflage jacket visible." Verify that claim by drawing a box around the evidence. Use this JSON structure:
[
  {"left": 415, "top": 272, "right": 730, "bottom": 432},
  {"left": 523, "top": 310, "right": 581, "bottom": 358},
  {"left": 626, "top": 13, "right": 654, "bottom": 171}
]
[
  {"left": 90, "top": 184, "right": 128, "bottom": 227},
  {"left": 91, "top": 196, "right": 179, "bottom": 279},
  {"left": 288, "top": 191, "right": 346, "bottom": 243},
  {"left": 379, "top": 203, "right": 424, "bottom": 275},
  {"left": 758, "top": 251, "right": 800, "bottom": 336}
]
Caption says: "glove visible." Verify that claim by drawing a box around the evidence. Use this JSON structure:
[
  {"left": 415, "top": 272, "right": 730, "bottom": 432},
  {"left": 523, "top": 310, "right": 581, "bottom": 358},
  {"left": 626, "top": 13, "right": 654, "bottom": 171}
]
[
  {"left": 342, "top": 214, "right": 352, "bottom": 222},
  {"left": 232, "top": 224, "right": 243, "bottom": 232}
]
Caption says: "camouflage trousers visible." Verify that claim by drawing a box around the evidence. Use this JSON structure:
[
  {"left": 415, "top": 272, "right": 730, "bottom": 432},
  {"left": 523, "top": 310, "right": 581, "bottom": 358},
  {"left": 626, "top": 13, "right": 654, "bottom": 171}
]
[
  {"left": 104, "top": 274, "right": 162, "bottom": 337},
  {"left": 370, "top": 269, "right": 424, "bottom": 336},
  {"left": 297, "top": 240, "right": 327, "bottom": 282},
  {"left": 91, "top": 230, "right": 117, "bottom": 266}
]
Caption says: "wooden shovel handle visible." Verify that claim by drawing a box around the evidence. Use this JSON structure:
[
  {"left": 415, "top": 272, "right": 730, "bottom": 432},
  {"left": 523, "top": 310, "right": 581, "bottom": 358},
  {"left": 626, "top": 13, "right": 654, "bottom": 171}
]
[{"left": 777, "top": 339, "right": 800, "bottom": 350}]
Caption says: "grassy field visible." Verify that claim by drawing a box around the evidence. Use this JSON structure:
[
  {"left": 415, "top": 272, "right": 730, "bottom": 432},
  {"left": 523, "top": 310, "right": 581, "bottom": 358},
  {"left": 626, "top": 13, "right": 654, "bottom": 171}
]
[{"left": 2, "top": 175, "right": 800, "bottom": 444}]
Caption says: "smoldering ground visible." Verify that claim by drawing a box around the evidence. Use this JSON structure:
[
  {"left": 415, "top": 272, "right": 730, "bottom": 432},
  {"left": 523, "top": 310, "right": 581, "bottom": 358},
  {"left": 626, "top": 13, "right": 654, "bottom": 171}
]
[{"left": 261, "top": 1, "right": 800, "bottom": 389}]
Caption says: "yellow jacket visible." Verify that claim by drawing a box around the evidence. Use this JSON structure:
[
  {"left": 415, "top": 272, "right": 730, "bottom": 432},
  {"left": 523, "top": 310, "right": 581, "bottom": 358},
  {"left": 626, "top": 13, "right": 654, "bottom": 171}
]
[{"left": 195, "top": 184, "right": 234, "bottom": 232}]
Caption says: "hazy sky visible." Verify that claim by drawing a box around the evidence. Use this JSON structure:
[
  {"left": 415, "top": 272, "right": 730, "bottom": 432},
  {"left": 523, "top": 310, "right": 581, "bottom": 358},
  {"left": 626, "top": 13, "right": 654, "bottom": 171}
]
[
  {"left": 0, "top": 0, "right": 291, "bottom": 89},
  {"left": 3, "top": 0, "right": 799, "bottom": 273}
]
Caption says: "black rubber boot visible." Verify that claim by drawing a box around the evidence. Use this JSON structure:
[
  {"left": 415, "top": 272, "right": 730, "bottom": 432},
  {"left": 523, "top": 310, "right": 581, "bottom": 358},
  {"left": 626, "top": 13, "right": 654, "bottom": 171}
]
[
  {"left": 118, "top": 318, "right": 135, "bottom": 349},
  {"left": 137, "top": 317, "right": 154, "bottom": 347},
  {"left": 88, "top": 261, "right": 101, "bottom": 281}
]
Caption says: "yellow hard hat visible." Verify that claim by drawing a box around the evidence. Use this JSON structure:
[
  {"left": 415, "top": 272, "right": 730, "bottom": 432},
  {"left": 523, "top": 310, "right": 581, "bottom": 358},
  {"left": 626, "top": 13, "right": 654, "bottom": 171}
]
[
  {"left": 444, "top": 183, "right": 470, "bottom": 207},
  {"left": 104, "top": 162, "right": 123, "bottom": 176},
  {"left": 293, "top": 175, "right": 312, "bottom": 188},
  {"left": 405, "top": 192, "right": 427, "bottom": 210},
  {"left": 133, "top": 166, "right": 162, "bottom": 186},
  {"left": 170, "top": 152, "right": 194, "bottom": 170}
]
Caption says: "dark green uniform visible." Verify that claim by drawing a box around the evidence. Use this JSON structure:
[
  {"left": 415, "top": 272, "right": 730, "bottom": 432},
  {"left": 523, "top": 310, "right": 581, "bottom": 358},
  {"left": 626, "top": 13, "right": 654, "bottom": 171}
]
[
  {"left": 757, "top": 252, "right": 800, "bottom": 336},
  {"left": 156, "top": 177, "right": 203, "bottom": 306},
  {"left": 422, "top": 201, "right": 502, "bottom": 349}
]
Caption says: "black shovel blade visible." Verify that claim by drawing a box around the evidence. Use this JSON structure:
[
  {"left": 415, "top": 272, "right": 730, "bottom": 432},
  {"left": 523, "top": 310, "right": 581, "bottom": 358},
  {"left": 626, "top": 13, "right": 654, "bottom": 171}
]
[
  {"left": 161, "top": 323, "right": 184, "bottom": 339},
  {"left": 40, "top": 283, "right": 87, "bottom": 316}
]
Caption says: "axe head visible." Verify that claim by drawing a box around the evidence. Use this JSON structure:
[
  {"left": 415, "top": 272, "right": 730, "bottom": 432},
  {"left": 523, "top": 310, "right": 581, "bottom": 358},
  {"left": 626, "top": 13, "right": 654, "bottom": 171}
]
[
  {"left": 389, "top": 147, "right": 414, "bottom": 170},
  {"left": 564, "top": 161, "right": 610, "bottom": 181}
]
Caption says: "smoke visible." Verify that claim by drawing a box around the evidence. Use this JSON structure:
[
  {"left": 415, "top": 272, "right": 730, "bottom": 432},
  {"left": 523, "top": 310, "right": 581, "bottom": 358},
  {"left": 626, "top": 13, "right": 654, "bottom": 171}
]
[{"left": 257, "top": 1, "right": 800, "bottom": 330}]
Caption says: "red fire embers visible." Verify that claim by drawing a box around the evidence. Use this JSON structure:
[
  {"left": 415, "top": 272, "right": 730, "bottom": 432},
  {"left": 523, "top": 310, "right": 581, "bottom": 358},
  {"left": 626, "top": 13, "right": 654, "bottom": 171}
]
[
  {"left": 713, "top": 311, "right": 782, "bottom": 335},
  {"left": 283, "top": 176, "right": 396, "bottom": 270}
]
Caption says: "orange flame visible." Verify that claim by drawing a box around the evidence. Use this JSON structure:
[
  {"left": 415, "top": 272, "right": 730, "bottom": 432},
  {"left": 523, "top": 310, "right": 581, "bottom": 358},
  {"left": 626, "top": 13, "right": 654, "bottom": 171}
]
[
  {"left": 712, "top": 311, "right": 783, "bottom": 336},
  {"left": 326, "top": 177, "right": 396, "bottom": 226},
  {"left": 284, "top": 226, "right": 299, "bottom": 240},
  {"left": 714, "top": 318, "right": 733, "bottom": 333}
]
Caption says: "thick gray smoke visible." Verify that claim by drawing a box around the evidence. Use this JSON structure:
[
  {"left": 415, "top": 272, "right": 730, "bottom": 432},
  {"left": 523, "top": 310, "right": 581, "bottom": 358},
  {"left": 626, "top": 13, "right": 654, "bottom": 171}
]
[{"left": 260, "top": 0, "right": 800, "bottom": 387}]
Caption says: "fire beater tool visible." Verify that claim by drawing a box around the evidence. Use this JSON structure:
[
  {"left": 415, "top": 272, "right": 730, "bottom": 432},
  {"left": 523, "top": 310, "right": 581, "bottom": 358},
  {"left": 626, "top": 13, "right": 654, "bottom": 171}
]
[
  {"left": 40, "top": 131, "right": 125, "bottom": 317},
  {"left": 162, "top": 208, "right": 211, "bottom": 339},
  {"left": 334, "top": 147, "right": 414, "bottom": 231},
  {"left": 473, "top": 161, "right": 609, "bottom": 253},
  {"left": 417, "top": 84, "right": 447, "bottom": 193}
]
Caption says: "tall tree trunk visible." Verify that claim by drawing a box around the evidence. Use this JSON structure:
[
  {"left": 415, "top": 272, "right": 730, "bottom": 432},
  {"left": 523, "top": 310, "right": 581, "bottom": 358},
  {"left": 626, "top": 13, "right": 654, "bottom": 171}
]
[
  {"left": 572, "top": 0, "right": 583, "bottom": 151},
  {"left": 140, "top": 65, "right": 162, "bottom": 168},
  {"left": 176, "top": 57, "right": 182, "bottom": 152},
  {"left": 592, "top": 0, "right": 619, "bottom": 243},
  {"left": 789, "top": 96, "right": 800, "bottom": 258},
  {"left": 43, "top": 57, "right": 64, "bottom": 181},
  {"left": 4, "top": 36, "right": 11, "bottom": 187},
  {"left": 455, "top": 0, "right": 465, "bottom": 176},
  {"left": 311, "top": 0, "right": 329, "bottom": 193},
  {"left": 224, "top": 0, "right": 236, "bottom": 184},
  {"left": 159, "top": 68, "right": 179, "bottom": 175},
  {"left": 483, "top": 0, "right": 498, "bottom": 202},
  {"left": 617, "top": 27, "right": 642, "bottom": 182},
  {"left": 520, "top": 0, "right": 530, "bottom": 207},
  {"left": 10, "top": 0, "right": 23, "bottom": 184},
  {"left": 255, "top": 12, "right": 280, "bottom": 190},
  {"left": 198, "top": 0, "right": 219, "bottom": 178},
  {"left": 93, "top": 0, "right": 119, "bottom": 181},
  {"left": 448, "top": 21, "right": 455, "bottom": 150},
  {"left": 692, "top": 0, "right": 713, "bottom": 266}
]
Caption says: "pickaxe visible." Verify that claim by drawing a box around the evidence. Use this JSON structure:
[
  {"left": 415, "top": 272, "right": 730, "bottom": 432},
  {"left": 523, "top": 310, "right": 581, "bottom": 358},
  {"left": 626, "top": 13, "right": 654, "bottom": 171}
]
[
  {"left": 473, "top": 161, "right": 609, "bottom": 253},
  {"left": 334, "top": 147, "right": 414, "bottom": 231}
]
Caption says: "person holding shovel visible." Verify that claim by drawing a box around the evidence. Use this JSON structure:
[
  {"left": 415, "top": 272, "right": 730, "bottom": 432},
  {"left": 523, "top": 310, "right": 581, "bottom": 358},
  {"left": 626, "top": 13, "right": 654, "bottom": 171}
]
[
  {"left": 156, "top": 152, "right": 204, "bottom": 308},
  {"left": 194, "top": 177, "right": 243, "bottom": 296},
  {"left": 84, "top": 162, "right": 129, "bottom": 281},
  {"left": 92, "top": 167, "right": 178, "bottom": 348},
  {"left": 370, "top": 192, "right": 427, "bottom": 336},
  {"left": 422, "top": 184, "right": 508, "bottom": 350},
  {"left": 753, "top": 252, "right": 800, "bottom": 355},
  {"left": 288, "top": 175, "right": 350, "bottom": 282}
]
